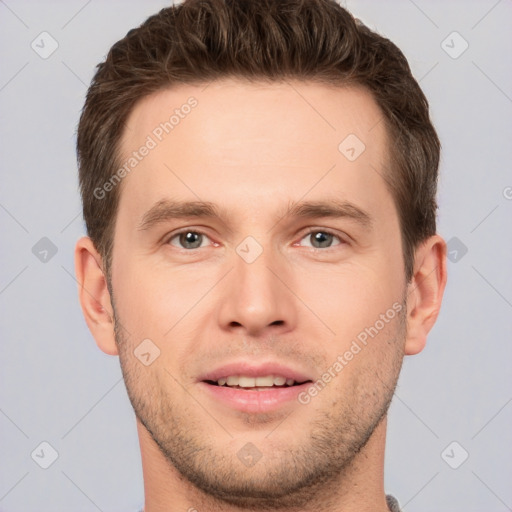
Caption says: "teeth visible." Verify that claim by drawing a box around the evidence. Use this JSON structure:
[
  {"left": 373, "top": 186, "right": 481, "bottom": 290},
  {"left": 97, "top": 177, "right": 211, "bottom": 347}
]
[
  {"left": 215, "top": 375, "right": 296, "bottom": 387},
  {"left": 255, "top": 376, "right": 274, "bottom": 387},
  {"left": 226, "top": 376, "right": 239, "bottom": 386},
  {"left": 238, "top": 376, "right": 256, "bottom": 388}
]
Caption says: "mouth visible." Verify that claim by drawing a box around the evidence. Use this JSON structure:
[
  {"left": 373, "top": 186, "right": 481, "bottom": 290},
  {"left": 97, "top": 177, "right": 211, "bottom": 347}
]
[
  {"left": 198, "top": 362, "right": 314, "bottom": 413},
  {"left": 204, "top": 374, "right": 310, "bottom": 390}
]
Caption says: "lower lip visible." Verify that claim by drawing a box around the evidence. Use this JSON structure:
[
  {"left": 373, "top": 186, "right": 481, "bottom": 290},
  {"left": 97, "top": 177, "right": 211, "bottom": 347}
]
[{"left": 198, "top": 382, "right": 311, "bottom": 413}]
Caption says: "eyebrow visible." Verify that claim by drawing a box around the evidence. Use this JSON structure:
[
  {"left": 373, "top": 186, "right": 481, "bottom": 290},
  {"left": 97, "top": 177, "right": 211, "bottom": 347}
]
[
  {"left": 137, "top": 198, "right": 373, "bottom": 232},
  {"left": 284, "top": 199, "right": 373, "bottom": 229},
  {"left": 138, "top": 200, "right": 226, "bottom": 231}
]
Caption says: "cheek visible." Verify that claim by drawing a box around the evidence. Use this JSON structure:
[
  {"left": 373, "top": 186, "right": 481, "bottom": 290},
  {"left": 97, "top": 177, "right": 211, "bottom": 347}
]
[
  {"left": 299, "top": 256, "right": 404, "bottom": 342},
  {"left": 111, "top": 260, "right": 170, "bottom": 335},
  {"left": 112, "top": 257, "right": 221, "bottom": 346}
]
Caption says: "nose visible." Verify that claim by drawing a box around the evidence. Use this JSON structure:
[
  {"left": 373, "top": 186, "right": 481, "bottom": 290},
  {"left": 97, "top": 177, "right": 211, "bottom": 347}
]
[{"left": 216, "top": 242, "right": 298, "bottom": 337}]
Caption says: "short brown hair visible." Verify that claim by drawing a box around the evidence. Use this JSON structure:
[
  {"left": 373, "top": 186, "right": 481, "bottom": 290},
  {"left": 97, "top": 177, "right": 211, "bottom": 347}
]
[{"left": 77, "top": 0, "right": 440, "bottom": 282}]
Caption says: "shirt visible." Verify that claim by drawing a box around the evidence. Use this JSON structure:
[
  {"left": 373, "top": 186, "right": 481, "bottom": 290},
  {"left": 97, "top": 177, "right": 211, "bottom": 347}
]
[{"left": 386, "top": 494, "right": 402, "bottom": 511}]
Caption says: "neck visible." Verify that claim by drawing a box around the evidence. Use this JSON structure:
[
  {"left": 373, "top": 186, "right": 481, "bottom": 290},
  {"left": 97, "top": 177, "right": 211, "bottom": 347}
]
[{"left": 138, "top": 416, "right": 391, "bottom": 512}]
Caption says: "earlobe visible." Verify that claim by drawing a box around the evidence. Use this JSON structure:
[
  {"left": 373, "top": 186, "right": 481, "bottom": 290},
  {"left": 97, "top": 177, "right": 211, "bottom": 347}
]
[
  {"left": 74, "top": 236, "right": 119, "bottom": 356},
  {"left": 404, "top": 235, "right": 447, "bottom": 356}
]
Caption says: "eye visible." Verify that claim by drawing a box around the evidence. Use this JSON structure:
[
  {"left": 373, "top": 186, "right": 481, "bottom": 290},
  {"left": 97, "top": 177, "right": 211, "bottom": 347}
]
[
  {"left": 167, "top": 230, "right": 211, "bottom": 250},
  {"left": 299, "top": 229, "right": 343, "bottom": 249}
]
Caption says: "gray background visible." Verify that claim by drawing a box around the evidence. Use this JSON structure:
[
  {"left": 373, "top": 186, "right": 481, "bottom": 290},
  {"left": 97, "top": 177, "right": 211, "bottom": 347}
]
[{"left": 1, "top": 0, "right": 511, "bottom": 511}]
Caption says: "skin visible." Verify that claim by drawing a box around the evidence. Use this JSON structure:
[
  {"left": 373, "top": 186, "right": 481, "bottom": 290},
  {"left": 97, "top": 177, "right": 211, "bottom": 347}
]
[{"left": 75, "top": 79, "right": 447, "bottom": 512}]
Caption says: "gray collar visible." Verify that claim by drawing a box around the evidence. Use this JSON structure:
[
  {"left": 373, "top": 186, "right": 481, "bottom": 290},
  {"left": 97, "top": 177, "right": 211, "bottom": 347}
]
[{"left": 386, "top": 495, "right": 402, "bottom": 512}]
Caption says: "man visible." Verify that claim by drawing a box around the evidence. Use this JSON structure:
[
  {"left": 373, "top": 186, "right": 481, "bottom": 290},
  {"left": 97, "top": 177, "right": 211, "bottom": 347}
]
[{"left": 74, "top": 0, "right": 447, "bottom": 510}]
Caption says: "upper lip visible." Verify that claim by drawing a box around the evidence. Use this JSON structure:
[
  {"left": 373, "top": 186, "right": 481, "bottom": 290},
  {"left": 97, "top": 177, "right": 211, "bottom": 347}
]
[{"left": 198, "top": 361, "right": 313, "bottom": 383}]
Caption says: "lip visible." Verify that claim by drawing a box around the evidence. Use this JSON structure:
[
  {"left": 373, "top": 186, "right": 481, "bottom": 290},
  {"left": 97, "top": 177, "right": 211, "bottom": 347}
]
[
  {"left": 197, "top": 361, "right": 312, "bottom": 383},
  {"left": 198, "top": 381, "right": 312, "bottom": 413},
  {"left": 197, "top": 361, "right": 314, "bottom": 414}
]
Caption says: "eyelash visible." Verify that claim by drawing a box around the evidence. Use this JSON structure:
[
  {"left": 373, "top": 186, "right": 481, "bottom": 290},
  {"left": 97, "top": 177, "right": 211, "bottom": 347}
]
[
  {"left": 298, "top": 228, "right": 346, "bottom": 249},
  {"left": 165, "top": 227, "right": 346, "bottom": 251}
]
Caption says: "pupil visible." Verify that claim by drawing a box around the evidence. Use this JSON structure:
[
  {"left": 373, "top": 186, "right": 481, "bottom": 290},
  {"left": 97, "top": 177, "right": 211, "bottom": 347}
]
[
  {"left": 181, "top": 232, "right": 202, "bottom": 249},
  {"left": 312, "top": 232, "right": 332, "bottom": 248}
]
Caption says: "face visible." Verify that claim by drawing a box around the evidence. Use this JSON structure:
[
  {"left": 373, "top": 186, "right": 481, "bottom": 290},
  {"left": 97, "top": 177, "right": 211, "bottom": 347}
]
[{"left": 111, "top": 79, "right": 407, "bottom": 507}]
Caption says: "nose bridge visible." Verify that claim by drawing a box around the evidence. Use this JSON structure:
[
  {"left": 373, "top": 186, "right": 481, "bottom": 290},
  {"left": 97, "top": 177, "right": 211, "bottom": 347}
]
[{"left": 217, "top": 236, "right": 296, "bottom": 334}]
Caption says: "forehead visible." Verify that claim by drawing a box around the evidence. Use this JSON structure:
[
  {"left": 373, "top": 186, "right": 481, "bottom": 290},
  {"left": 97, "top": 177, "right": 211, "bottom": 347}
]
[
  {"left": 122, "top": 79, "right": 387, "bottom": 155},
  {"left": 117, "top": 79, "right": 393, "bottom": 227}
]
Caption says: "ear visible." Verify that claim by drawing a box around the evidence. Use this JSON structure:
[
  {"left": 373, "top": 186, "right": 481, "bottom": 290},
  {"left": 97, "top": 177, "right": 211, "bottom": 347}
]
[
  {"left": 404, "top": 234, "right": 447, "bottom": 355},
  {"left": 74, "top": 236, "right": 118, "bottom": 356}
]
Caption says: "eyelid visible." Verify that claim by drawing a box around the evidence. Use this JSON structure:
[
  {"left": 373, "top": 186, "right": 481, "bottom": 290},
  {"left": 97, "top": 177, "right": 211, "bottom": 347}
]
[
  {"left": 163, "top": 226, "right": 349, "bottom": 250},
  {"left": 296, "top": 227, "right": 348, "bottom": 248},
  {"left": 165, "top": 227, "right": 216, "bottom": 248}
]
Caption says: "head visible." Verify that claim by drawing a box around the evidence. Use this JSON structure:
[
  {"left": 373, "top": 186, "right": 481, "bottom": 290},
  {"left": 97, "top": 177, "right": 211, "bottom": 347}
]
[{"left": 75, "top": 0, "right": 446, "bottom": 508}]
